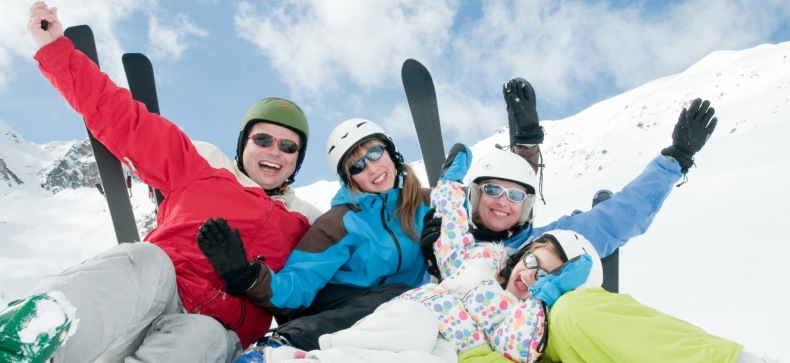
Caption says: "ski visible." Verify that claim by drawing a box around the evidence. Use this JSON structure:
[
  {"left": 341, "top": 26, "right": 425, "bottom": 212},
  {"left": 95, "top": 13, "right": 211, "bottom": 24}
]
[
  {"left": 64, "top": 25, "right": 140, "bottom": 243},
  {"left": 592, "top": 190, "right": 619, "bottom": 293},
  {"left": 401, "top": 59, "right": 446, "bottom": 187},
  {"left": 122, "top": 53, "right": 165, "bottom": 209}
]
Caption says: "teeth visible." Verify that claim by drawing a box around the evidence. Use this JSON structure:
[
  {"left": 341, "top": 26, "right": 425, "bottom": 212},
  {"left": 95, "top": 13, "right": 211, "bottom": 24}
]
[
  {"left": 260, "top": 161, "right": 281, "bottom": 170},
  {"left": 373, "top": 174, "right": 385, "bottom": 183}
]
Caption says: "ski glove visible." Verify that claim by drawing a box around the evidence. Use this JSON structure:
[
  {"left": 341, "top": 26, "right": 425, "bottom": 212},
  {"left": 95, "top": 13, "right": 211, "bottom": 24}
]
[
  {"left": 661, "top": 98, "right": 718, "bottom": 173},
  {"left": 439, "top": 143, "right": 472, "bottom": 183},
  {"left": 420, "top": 208, "right": 442, "bottom": 280},
  {"left": 528, "top": 254, "right": 593, "bottom": 308},
  {"left": 503, "top": 77, "right": 544, "bottom": 145},
  {"left": 197, "top": 217, "right": 261, "bottom": 295}
]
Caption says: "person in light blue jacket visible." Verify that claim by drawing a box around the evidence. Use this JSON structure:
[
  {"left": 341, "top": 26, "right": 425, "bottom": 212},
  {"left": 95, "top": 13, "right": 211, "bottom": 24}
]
[{"left": 504, "top": 98, "right": 716, "bottom": 258}]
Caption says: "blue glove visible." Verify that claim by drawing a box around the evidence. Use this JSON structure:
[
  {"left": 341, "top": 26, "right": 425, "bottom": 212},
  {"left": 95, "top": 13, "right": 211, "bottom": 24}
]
[
  {"left": 528, "top": 254, "right": 592, "bottom": 308},
  {"left": 439, "top": 143, "right": 472, "bottom": 182}
]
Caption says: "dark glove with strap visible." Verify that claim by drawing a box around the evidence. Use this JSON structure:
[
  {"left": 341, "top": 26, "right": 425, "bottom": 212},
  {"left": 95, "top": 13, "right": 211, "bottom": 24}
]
[
  {"left": 503, "top": 77, "right": 544, "bottom": 145},
  {"left": 661, "top": 98, "right": 718, "bottom": 173},
  {"left": 420, "top": 208, "right": 442, "bottom": 280},
  {"left": 197, "top": 217, "right": 261, "bottom": 295}
]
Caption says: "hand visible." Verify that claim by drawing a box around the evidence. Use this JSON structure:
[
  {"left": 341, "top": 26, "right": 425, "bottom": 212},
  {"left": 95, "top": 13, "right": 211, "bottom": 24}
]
[
  {"left": 503, "top": 77, "right": 544, "bottom": 145},
  {"left": 28, "top": 2, "right": 63, "bottom": 48},
  {"left": 439, "top": 143, "right": 472, "bottom": 183},
  {"left": 528, "top": 254, "right": 592, "bottom": 308},
  {"left": 661, "top": 98, "right": 718, "bottom": 173},
  {"left": 419, "top": 209, "right": 442, "bottom": 280},
  {"left": 197, "top": 218, "right": 260, "bottom": 295}
]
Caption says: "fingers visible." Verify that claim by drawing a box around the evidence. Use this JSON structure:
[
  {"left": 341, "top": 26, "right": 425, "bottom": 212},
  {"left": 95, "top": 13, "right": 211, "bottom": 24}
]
[
  {"left": 708, "top": 116, "right": 718, "bottom": 132},
  {"left": 29, "top": 3, "right": 53, "bottom": 28},
  {"left": 423, "top": 208, "right": 436, "bottom": 222},
  {"left": 214, "top": 217, "right": 233, "bottom": 236},
  {"left": 199, "top": 218, "right": 227, "bottom": 242},
  {"left": 687, "top": 98, "right": 702, "bottom": 116}
]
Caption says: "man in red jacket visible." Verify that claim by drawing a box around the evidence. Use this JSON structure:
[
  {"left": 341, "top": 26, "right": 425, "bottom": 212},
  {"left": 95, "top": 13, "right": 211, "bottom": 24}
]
[{"left": 0, "top": 3, "right": 321, "bottom": 362}]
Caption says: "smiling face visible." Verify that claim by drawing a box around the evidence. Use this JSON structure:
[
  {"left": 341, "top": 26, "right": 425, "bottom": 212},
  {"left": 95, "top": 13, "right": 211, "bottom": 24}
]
[
  {"left": 241, "top": 122, "right": 300, "bottom": 190},
  {"left": 347, "top": 141, "right": 397, "bottom": 194},
  {"left": 476, "top": 179, "right": 527, "bottom": 231},
  {"left": 505, "top": 247, "right": 564, "bottom": 301}
]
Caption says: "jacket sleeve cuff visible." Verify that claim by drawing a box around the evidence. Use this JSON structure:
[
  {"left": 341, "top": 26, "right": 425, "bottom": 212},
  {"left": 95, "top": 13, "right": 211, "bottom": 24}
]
[{"left": 245, "top": 262, "right": 274, "bottom": 308}]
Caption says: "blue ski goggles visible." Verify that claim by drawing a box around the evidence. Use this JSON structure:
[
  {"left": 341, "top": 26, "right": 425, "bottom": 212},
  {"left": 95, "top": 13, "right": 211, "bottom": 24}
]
[
  {"left": 481, "top": 183, "right": 528, "bottom": 202},
  {"left": 248, "top": 133, "right": 300, "bottom": 154},
  {"left": 523, "top": 252, "right": 549, "bottom": 280},
  {"left": 349, "top": 145, "right": 386, "bottom": 176}
]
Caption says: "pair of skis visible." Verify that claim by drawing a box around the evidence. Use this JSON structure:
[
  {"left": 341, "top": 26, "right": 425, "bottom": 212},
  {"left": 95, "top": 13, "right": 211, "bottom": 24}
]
[
  {"left": 64, "top": 25, "right": 163, "bottom": 244},
  {"left": 401, "top": 60, "right": 619, "bottom": 292}
]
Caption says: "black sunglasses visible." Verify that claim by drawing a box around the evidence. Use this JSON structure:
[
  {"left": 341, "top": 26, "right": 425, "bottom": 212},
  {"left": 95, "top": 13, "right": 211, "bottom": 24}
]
[
  {"left": 481, "top": 183, "right": 528, "bottom": 202},
  {"left": 349, "top": 145, "right": 386, "bottom": 176},
  {"left": 248, "top": 133, "right": 299, "bottom": 154},
  {"left": 522, "top": 252, "right": 549, "bottom": 280}
]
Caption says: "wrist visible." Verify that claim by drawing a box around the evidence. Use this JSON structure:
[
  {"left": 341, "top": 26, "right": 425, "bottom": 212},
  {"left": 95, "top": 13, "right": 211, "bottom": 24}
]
[{"left": 223, "top": 263, "right": 261, "bottom": 296}]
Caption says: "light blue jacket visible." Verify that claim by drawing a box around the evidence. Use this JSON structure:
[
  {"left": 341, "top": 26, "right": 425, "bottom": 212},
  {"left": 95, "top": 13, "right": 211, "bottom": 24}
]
[
  {"left": 268, "top": 186, "right": 431, "bottom": 310},
  {"left": 504, "top": 155, "right": 683, "bottom": 257}
]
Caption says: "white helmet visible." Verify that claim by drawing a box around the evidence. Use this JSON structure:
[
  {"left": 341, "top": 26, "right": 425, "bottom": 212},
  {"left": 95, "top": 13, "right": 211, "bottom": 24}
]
[
  {"left": 467, "top": 151, "right": 537, "bottom": 227},
  {"left": 501, "top": 229, "right": 603, "bottom": 291},
  {"left": 539, "top": 230, "right": 603, "bottom": 289},
  {"left": 325, "top": 118, "right": 403, "bottom": 184}
]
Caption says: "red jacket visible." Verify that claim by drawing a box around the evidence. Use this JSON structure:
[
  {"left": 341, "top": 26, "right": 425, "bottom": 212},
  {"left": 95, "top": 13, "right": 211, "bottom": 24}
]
[{"left": 35, "top": 37, "right": 310, "bottom": 346}]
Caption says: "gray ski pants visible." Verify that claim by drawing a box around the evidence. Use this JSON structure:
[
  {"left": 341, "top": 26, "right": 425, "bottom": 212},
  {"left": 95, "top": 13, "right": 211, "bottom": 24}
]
[{"left": 31, "top": 242, "right": 240, "bottom": 362}]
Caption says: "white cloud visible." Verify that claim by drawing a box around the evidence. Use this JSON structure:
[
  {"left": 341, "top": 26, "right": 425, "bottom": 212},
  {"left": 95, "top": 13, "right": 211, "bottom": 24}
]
[
  {"left": 147, "top": 13, "right": 208, "bottom": 61},
  {"left": 233, "top": 0, "right": 457, "bottom": 96},
  {"left": 228, "top": 0, "right": 790, "bottom": 150}
]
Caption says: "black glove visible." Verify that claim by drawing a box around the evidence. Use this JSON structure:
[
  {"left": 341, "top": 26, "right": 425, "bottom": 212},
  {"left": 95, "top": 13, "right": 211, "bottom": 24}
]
[
  {"left": 503, "top": 77, "right": 544, "bottom": 145},
  {"left": 661, "top": 98, "right": 718, "bottom": 173},
  {"left": 420, "top": 209, "right": 442, "bottom": 280},
  {"left": 197, "top": 217, "right": 260, "bottom": 295}
]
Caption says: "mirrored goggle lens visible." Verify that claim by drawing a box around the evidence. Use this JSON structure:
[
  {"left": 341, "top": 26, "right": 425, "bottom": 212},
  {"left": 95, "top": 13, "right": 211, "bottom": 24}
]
[
  {"left": 523, "top": 252, "right": 549, "bottom": 280},
  {"left": 349, "top": 145, "right": 386, "bottom": 176},
  {"left": 250, "top": 133, "right": 299, "bottom": 154},
  {"left": 481, "top": 183, "right": 527, "bottom": 202}
]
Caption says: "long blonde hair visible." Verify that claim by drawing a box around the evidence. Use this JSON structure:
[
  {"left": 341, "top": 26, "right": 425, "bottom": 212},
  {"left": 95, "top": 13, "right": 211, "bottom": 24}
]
[{"left": 343, "top": 139, "right": 423, "bottom": 241}]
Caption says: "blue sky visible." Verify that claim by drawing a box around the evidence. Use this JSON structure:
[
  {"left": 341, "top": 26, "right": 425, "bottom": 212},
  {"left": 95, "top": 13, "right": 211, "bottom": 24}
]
[{"left": 1, "top": 0, "right": 789, "bottom": 187}]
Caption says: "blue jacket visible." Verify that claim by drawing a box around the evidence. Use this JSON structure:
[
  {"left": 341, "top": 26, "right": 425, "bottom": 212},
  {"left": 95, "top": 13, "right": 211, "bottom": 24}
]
[
  {"left": 504, "top": 155, "right": 682, "bottom": 257},
  {"left": 266, "top": 186, "right": 431, "bottom": 310}
]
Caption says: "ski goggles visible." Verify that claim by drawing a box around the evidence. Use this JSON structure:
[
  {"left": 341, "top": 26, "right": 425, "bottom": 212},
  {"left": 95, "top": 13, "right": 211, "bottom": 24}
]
[
  {"left": 349, "top": 145, "right": 386, "bottom": 176},
  {"left": 480, "top": 183, "right": 529, "bottom": 202},
  {"left": 248, "top": 133, "right": 300, "bottom": 154},
  {"left": 523, "top": 252, "right": 550, "bottom": 280}
]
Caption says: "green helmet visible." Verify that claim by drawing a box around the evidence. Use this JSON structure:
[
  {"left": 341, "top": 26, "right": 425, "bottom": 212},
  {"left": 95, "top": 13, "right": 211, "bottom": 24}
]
[{"left": 236, "top": 98, "right": 309, "bottom": 186}]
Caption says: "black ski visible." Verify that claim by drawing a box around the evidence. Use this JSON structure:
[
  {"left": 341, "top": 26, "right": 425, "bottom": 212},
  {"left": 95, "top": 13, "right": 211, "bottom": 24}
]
[
  {"left": 64, "top": 25, "right": 140, "bottom": 243},
  {"left": 401, "top": 59, "right": 446, "bottom": 187},
  {"left": 592, "top": 190, "right": 619, "bottom": 293},
  {"left": 122, "top": 53, "right": 165, "bottom": 209}
]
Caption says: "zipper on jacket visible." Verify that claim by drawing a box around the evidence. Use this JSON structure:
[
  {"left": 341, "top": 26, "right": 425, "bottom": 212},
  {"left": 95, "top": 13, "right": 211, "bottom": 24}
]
[{"left": 378, "top": 194, "right": 403, "bottom": 275}]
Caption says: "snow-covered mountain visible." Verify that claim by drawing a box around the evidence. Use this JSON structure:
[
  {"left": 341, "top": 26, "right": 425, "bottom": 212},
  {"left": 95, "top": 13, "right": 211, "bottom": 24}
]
[{"left": 1, "top": 41, "right": 789, "bottom": 359}]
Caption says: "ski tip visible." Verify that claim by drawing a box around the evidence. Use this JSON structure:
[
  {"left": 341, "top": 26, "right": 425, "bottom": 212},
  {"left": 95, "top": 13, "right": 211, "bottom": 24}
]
[
  {"left": 64, "top": 24, "right": 93, "bottom": 37},
  {"left": 401, "top": 58, "right": 432, "bottom": 82},
  {"left": 122, "top": 53, "right": 152, "bottom": 65},
  {"left": 403, "top": 58, "right": 420, "bottom": 66}
]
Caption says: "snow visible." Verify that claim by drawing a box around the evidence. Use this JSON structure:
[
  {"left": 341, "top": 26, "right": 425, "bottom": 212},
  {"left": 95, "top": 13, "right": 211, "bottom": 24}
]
[
  {"left": 2, "top": 41, "right": 790, "bottom": 360},
  {"left": 17, "top": 291, "right": 76, "bottom": 345}
]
